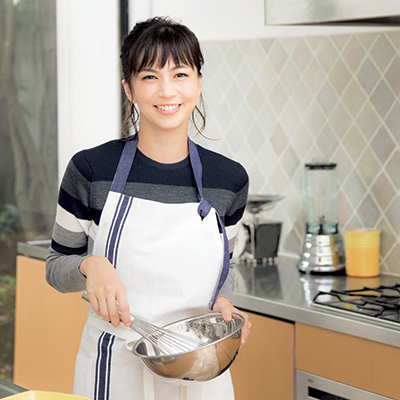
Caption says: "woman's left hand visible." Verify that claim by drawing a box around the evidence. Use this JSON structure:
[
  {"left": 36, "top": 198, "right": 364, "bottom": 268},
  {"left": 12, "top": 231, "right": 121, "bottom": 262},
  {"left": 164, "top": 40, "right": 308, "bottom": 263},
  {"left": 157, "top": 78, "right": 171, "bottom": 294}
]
[{"left": 213, "top": 296, "right": 251, "bottom": 347}]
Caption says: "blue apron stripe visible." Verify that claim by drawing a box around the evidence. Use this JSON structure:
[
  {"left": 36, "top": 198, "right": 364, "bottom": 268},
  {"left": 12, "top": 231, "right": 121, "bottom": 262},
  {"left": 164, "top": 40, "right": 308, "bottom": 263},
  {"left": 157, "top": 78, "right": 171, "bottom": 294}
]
[
  {"left": 93, "top": 195, "right": 133, "bottom": 399},
  {"left": 106, "top": 195, "right": 125, "bottom": 264},
  {"left": 112, "top": 197, "right": 133, "bottom": 269},
  {"left": 94, "top": 332, "right": 115, "bottom": 400},
  {"left": 105, "top": 334, "right": 115, "bottom": 400},
  {"left": 107, "top": 195, "right": 132, "bottom": 267},
  {"left": 94, "top": 332, "right": 105, "bottom": 400},
  {"left": 95, "top": 193, "right": 132, "bottom": 399},
  {"left": 106, "top": 195, "right": 128, "bottom": 265},
  {"left": 105, "top": 194, "right": 124, "bottom": 261},
  {"left": 99, "top": 333, "right": 110, "bottom": 400}
]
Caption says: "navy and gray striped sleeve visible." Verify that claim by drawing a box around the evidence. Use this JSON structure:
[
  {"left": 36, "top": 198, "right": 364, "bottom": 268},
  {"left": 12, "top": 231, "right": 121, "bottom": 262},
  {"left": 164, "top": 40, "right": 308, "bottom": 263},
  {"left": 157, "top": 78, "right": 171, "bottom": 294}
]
[
  {"left": 46, "top": 153, "right": 93, "bottom": 293},
  {"left": 217, "top": 165, "right": 249, "bottom": 301}
]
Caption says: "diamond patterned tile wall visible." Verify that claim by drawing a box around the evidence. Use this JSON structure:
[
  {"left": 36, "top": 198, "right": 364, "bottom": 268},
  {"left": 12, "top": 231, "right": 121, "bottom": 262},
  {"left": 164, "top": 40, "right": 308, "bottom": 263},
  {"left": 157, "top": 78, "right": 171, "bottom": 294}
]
[{"left": 193, "top": 30, "right": 400, "bottom": 276}]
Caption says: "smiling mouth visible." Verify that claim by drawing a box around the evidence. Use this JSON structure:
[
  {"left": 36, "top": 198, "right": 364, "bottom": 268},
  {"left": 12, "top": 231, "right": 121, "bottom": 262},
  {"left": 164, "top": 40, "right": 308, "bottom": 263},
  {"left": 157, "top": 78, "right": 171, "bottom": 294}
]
[{"left": 155, "top": 104, "right": 181, "bottom": 111}]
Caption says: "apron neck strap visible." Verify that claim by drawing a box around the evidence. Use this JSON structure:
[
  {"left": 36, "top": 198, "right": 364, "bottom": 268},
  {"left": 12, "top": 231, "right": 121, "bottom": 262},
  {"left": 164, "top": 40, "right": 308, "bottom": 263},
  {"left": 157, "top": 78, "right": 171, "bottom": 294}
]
[
  {"left": 111, "top": 136, "right": 205, "bottom": 198},
  {"left": 110, "top": 136, "right": 211, "bottom": 218},
  {"left": 188, "top": 139, "right": 212, "bottom": 219},
  {"left": 188, "top": 138, "right": 204, "bottom": 198},
  {"left": 110, "top": 136, "right": 138, "bottom": 193}
]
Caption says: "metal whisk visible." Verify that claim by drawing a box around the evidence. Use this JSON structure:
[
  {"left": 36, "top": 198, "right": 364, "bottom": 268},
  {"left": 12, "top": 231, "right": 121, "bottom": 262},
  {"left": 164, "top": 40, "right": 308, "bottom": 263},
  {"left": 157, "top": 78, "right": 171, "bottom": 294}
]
[{"left": 82, "top": 292, "right": 204, "bottom": 355}]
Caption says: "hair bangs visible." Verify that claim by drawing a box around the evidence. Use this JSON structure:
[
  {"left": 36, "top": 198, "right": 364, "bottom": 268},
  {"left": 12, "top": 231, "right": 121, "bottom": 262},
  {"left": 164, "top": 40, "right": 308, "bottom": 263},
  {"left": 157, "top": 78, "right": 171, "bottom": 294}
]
[{"left": 135, "top": 27, "right": 200, "bottom": 74}]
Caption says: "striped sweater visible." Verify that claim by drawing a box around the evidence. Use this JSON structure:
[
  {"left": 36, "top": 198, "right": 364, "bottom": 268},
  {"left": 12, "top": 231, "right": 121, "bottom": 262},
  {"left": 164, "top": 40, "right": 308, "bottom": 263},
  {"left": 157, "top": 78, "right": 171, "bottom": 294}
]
[{"left": 46, "top": 138, "right": 249, "bottom": 301}]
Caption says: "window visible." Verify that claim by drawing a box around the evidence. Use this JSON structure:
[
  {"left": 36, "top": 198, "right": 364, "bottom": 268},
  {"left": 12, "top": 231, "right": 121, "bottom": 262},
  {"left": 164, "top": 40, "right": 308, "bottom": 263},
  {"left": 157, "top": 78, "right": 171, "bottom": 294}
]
[{"left": 0, "top": 0, "right": 57, "bottom": 382}]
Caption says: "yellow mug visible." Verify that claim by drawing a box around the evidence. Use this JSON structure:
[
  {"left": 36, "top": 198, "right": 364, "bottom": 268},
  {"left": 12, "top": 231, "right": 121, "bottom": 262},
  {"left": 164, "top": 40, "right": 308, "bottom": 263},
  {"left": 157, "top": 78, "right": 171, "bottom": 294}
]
[{"left": 344, "top": 228, "right": 381, "bottom": 277}]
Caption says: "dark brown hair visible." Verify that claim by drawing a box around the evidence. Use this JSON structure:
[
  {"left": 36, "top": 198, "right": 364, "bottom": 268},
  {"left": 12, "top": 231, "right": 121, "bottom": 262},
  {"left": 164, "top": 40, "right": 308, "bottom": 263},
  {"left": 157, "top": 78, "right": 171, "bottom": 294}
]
[{"left": 120, "top": 16, "right": 206, "bottom": 137}]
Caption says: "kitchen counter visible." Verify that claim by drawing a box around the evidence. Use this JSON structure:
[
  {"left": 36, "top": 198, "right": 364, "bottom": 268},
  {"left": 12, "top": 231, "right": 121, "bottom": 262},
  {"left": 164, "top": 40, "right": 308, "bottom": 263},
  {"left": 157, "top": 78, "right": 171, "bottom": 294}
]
[
  {"left": 0, "top": 378, "right": 26, "bottom": 398},
  {"left": 233, "top": 255, "right": 400, "bottom": 348},
  {"left": 18, "top": 241, "right": 400, "bottom": 348},
  {"left": 17, "top": 240, "right": 50, "bottom": 261},
  {"left": 14, "top": 243, "right": 87, "bottom": 393}
]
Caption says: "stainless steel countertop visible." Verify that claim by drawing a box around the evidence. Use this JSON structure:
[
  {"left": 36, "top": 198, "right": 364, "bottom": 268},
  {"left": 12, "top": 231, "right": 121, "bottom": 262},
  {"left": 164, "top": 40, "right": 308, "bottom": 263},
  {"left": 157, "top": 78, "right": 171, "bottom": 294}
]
[
  {"left": 17, "top": 240, "right": 50, "bottom": 260},
  {"left": 17, "top": 241, "right": 400, "bottom": 348},
  {"left": 233, "top": 255, "right": 400, "bottom": 348},
  {"left": 0, "top": 378, "right": 26, "bottom": 397}
]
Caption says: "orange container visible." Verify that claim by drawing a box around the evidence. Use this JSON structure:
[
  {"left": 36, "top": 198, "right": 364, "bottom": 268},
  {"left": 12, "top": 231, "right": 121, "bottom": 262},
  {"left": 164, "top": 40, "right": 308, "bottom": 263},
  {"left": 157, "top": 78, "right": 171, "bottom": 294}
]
[{"left": 344, "top": 228, "right": 381, "bottom": 277}]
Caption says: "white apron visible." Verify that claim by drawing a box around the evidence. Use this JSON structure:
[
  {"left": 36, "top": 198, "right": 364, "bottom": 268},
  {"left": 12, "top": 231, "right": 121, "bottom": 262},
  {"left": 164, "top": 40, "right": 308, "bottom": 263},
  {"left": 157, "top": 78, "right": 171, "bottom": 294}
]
[{"left": 73, "top": 136, "right": 234, "bottom": 400}]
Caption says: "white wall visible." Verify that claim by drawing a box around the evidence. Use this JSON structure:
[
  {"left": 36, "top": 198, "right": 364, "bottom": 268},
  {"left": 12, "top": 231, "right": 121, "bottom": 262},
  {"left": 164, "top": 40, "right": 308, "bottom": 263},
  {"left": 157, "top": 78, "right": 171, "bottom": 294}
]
[
  {"left": 57, "top": 0, "right": 396, "bottom": 179},
  {"left": 128, "top": 0, "right": 396, "bottom": 40},
  {"left": 54, "top": 0, "right": 396, "bottom": 182},
  {"left": 56, "top": 0, "right": 120, "bottom": 181},
  {"left": 55, "top": 0, "right": 395, "bottom": 182}
]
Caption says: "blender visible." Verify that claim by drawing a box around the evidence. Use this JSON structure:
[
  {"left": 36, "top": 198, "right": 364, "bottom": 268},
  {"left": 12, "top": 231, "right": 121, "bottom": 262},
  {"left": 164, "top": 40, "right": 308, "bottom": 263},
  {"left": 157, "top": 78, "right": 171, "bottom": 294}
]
[
  {"left": 235, "top": 194, "right": 283, "bottom": 266},
  {"left": 298, "top": 162, "right": 345, "bottom": 273}
]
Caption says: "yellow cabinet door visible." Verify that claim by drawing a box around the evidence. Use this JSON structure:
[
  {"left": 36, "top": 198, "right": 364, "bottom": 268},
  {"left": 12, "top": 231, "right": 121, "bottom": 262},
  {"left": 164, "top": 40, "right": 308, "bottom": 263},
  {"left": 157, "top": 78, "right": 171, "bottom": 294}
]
[
  {"left": 14, "top": 256, "right": 88, "bottom": 393},
  {"left": 230, "top": 311, "right": 294, "bottom": 400},
  {"left": 296, "top": 322, "right": 400, "bottom": 400}
]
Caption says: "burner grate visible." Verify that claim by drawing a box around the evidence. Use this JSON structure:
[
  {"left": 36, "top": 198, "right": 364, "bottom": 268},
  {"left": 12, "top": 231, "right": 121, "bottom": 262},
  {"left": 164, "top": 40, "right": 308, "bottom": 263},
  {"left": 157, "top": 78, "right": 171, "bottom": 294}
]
[{"left": 313, "top": 284, "right": 400, "bottom": 323}]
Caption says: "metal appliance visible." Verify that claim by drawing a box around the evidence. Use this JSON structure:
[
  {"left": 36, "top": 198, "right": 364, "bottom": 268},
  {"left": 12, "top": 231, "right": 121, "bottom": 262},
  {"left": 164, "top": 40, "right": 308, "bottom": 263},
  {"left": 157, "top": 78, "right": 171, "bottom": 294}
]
[
  {"left": 313, "top": 283, "right": 400, "bottom": 325},
  {"left": 296, "top": 370, "right": 393, "bottom": 400},
  {"left": 235, "top": 195, "right": 283, "bottom": 266},
  {"left": 264, "top": 0, "right": 400, "bottom": 25},
  {"left": 300, "top": 284, "right": 400, "bottom": 399},
  {"left": 298, "top": 162, "right": 345, "bottom": 273}
]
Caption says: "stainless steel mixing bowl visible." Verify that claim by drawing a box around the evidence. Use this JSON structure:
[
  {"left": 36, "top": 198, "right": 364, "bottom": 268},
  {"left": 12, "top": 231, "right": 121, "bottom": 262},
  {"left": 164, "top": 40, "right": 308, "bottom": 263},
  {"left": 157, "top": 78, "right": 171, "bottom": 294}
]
[{"left": 132, "top": 312, "right": 245, "bottom": 382}]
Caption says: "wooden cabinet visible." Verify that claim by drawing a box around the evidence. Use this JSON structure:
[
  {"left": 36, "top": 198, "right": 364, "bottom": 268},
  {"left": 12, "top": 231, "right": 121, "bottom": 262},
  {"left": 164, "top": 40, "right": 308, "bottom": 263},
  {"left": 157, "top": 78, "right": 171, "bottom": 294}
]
[
  {"left": 296, "top": 322, "right": 400, "bottom": 400},
  {"left": 230, "top": 314, "right": 400, "bottom": 400},
  {"left": 230, "top": 311, "right": 295, "bottom": 400},
  {"left": 14, "top": 256, "right": 87, "bottom": 393}
]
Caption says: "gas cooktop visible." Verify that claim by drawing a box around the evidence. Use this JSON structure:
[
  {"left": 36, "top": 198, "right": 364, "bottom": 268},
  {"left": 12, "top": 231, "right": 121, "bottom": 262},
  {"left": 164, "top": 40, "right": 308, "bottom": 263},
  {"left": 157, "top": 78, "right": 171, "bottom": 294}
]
[{"left": 313, "top": 284, "right": 400, "bottom": 325}]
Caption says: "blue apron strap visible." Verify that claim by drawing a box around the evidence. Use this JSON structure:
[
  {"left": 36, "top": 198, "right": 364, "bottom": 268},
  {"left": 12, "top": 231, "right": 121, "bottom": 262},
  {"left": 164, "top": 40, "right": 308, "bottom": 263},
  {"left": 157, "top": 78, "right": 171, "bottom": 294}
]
[
  {"left": 110, "top": 136, "right": 138, "bottom": 193},
  {"left": 188, "top": 139, "right": 212, "bottom": 219},
  {"left": 188, "top": 139, "right": 204, "bottom": 199},
  {"left": 209, "top": 213, "right": 230, "bottom": 309},
  {"left": 188, "top": 138, "right": 230, "bottom": 309}
]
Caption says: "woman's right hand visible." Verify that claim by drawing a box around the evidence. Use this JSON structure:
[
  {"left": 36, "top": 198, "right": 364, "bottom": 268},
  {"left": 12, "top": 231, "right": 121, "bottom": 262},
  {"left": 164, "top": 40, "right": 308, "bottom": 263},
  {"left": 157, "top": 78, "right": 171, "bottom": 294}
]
[{"left": 79, "top": 255, "right": 131, "bottom": 328}]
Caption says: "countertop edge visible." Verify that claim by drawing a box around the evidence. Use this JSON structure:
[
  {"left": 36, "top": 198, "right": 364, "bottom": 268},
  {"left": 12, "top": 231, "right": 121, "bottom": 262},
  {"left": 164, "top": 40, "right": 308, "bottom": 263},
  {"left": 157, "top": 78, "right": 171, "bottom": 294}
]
[
  {"left": 233, "top": 292, "right": 400, "bottom": 348},
  {"left": 17, "top": 240, "right": 50, "bottom": 261}
]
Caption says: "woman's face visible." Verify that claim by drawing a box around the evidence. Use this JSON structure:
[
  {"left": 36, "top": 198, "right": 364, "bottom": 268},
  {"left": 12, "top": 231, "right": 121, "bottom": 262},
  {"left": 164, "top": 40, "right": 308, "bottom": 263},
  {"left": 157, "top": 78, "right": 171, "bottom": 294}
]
[{"left": 123, "top": 59, "right": 202, "bottom": 135}]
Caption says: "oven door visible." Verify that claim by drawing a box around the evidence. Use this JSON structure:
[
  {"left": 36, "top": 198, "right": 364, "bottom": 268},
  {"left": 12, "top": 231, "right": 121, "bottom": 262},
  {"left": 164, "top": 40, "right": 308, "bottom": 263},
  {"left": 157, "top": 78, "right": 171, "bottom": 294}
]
[{"left": 296, "top": 371, "right": 392, "bottom": 400}]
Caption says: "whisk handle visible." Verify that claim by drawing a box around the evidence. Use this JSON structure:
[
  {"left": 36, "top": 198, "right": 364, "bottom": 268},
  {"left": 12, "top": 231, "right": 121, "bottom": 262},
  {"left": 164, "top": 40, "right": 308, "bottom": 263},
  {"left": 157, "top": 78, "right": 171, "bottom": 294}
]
[
  {"left": 81, "top": 291, "right": 133, "bottom": 325},
  {"left": 81, "top": 290, "right": 90, "bottom": 303}
]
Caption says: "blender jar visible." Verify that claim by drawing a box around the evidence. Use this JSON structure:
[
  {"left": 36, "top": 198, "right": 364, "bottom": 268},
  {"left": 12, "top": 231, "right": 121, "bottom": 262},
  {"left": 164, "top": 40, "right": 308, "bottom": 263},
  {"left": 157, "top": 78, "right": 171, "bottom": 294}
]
[{"left": 304, "top": 162, "right": 338, "bottom": 235}]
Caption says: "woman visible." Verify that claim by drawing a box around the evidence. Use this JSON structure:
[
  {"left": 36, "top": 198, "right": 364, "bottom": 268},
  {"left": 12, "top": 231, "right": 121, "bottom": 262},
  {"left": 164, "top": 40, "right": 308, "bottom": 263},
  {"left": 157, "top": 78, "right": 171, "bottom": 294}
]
[{"left": 46, "top": 16, "right": 250, "bottom": 400}]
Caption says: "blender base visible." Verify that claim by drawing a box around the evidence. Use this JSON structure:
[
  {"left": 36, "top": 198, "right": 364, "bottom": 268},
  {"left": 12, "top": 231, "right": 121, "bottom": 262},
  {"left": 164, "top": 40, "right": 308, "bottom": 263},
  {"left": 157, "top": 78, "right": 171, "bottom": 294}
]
[{"left": 298, "top": 233, "right": 345, "bottom": 273}]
